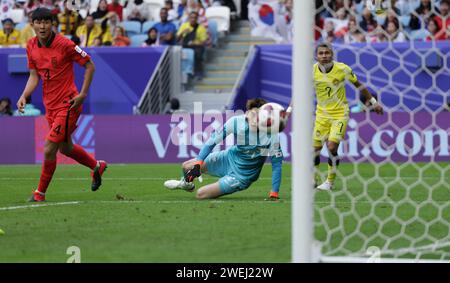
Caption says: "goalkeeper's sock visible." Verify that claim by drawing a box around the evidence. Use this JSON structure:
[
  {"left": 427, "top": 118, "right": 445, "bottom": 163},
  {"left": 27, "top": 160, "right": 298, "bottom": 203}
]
[
  {"left": 66, "top": 144, "right": 97, "bottom": 170},
  {"left": 37, "top": 159, "right": 57, "bottom": 194}
]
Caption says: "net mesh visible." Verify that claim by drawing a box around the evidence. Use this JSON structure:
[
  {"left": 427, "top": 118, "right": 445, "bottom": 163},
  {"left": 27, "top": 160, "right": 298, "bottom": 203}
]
[{"left": 312, "top": 0, "right": 449, "bottom": 261}]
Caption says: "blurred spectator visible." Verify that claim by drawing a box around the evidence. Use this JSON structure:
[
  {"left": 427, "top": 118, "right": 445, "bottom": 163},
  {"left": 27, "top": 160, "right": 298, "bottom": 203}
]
[
  {"left": 41, "top": 0, "right": 60, "bottom": 14},
  {"left": 409, "top": 0, "right": 434, "bottom": 30},
  {"left": 164, "top": 0, "right": 178, "bottom": 22},
  {"left": 13, "top": 96, "right": 41, "bottom": 116},
  {"left": 182, "top": 0, "right": 208, "bottom": 27},
  {"left": 52, "top": 15, "right": 59, "bottom": 34},
  {"left": 329, "top": 8, "right": 350, "bottom": 38},
  {"left": 177, "top": 11, "right": 208, "bottom": 79},
  {"left": 107, "top": 0, "right": 123, "bottom": 21},
  {"left": 0, "top": 0, "right": 15, "bottom": 21},
  {"left": 0, "top": 18, "right": 21, "bottom": 47},
  {"left": 434, "top": 0, "right": 449, "bottom": 39},
  {"left": 382, "top": 9, "right": 401, "bottom": 30},
  {"left": 125, "top": 0, "right": 149, "bottom": 23},
  {"left": 386, "top": 20, "right": 406, "bottom": 42},
  {"left": 142, "top": 27, "right": 159, "bottom": 46},
  {"left": 165, "top": 98, "right": 181, "bottom": 114},
  {"left": 92, "top": 36, "right": 103, "bottom": 46},
  {"left": 20, "top": 11, "right": 35, "bottom": 48},
  {"left": 104, "top": 12, "right": 120, "bottom": 36},
  {"left": 369, "top": 25, "right": 388, "bottom": 42},
  {"left": 321, "top": 20, "right": 337, "bottom": 42},
  {"left": 0, "top": 97, "right": 13, "bottom": 116},
  {"left": 177, "top": 0, "right": 187, "bottom": 20},
  {"left": 92, "top": 0, "right": 110, "bottom": 22},
  {"left": 153, "top": 8, "right": 177, "bottom": 45},
  {"left": 112, "top": 26, "right": 130, "bottom": 46},
  {"left": 426, "top": 16, "right": 446, "bottom": 40},
  {"left": 344, "top": 18, "right": 366, "bottom": 43},
  {"left": 76, "top": 14, "right": 112, "bottom": 47},
  {"left": 360, "top": 7, "right": 378, "bottom": 32},
  {"left": 277, "top": 0, "right": 293, "bottom": 43},
  {"left": 315, "top": 13, "right": 324, "bottom": 41},
  {"left": 58, "top": 0, "right": 82, "bottom": 36},
  {"left": 24, "top": 0, "right": 41, "bottom": 15}
]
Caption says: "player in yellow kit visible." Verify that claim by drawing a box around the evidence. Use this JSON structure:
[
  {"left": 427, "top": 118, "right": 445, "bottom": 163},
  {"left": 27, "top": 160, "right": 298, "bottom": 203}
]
[{"left": 313, "top": 43, "right": 384, "bottom": 191}]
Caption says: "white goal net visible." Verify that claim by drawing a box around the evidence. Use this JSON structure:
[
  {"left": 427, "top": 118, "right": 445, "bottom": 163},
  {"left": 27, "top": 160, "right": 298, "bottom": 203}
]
[{"left": 293, "top": 0, "right": 449, "bottom": 263}]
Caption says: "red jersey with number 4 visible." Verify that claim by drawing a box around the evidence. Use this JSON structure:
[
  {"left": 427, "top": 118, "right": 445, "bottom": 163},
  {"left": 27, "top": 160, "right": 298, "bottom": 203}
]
[{"left": 26, "top": 33, "right": 91, "bottom": 111}]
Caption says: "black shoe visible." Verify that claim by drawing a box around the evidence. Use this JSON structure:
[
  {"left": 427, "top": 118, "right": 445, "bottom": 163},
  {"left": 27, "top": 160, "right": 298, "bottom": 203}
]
[{"left": 91, "top": 160, "right": 108, "bottom": 191}]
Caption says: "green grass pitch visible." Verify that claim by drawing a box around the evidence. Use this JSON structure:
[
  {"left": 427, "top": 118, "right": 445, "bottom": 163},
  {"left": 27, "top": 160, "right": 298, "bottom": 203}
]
[{"left": 0, "top": 163, "right": 448, "bottom": 262}]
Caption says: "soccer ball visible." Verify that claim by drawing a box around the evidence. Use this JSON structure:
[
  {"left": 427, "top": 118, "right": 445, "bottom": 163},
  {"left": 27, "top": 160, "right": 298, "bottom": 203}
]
[{"left": 257, "top": 102, "right": 288, "bottom": 133}]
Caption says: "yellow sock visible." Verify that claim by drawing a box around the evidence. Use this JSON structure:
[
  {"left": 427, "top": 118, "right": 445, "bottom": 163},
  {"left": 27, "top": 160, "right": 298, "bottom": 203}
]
[
  {"left": 327, "top": 164, "right": 337, "bottom": 183},
  {"left": 314, "top": 165, "right": 321, "bottom": 185}
]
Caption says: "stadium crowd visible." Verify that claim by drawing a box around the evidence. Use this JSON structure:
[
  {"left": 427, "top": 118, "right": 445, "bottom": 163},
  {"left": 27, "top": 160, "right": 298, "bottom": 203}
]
[{"left": 315, "top": 0, "right": 449, "bottom": 43}]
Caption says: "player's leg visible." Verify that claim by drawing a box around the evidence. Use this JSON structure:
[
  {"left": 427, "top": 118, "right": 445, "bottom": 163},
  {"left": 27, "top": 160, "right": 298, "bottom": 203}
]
[
  {"left": 196, "top": 175, "right": 245, "bottom": 200},
  {"left": 313, "top": 118, "right": 330, "bottom": 187},
  {"left": 30, "top": 139, "right": 59, "bottom": 202},
  {"left": 196, "top": 181, "right": 222, "bottom": 199},
  {"left": 56, "top": 108, "right": 107, "bottom": 191},
  {"left": 317, "top": 118, "right": 348, "bottom": 191}
]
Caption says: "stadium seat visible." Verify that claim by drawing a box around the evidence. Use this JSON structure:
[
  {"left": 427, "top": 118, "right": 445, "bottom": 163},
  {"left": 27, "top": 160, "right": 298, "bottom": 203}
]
[
  {"left": 122, "top": 21, "right": 142, "bottom": 36},
  {"left": 205, "top": 6, "right": 230, "bottom": 33},
  {"left": 142, "top": 20, "right": 156, "bottom": 34},
  {"left": 399, "top": 15, "right": 411, "bottom": 28},
  {"left": 130, "top": 34, "right": 148, "bottom": 46},
  {"left": 409, "top": 29, "right": 430, "bottom": 41},
  {"left": 208, "top": 19, "right": 219, "bottom": 47},
  {"left": 9, "top": 9, "right": 25, "bottom": 24},
  {"left": 15, "top": 22, "right": 27, "bottom": 31}
]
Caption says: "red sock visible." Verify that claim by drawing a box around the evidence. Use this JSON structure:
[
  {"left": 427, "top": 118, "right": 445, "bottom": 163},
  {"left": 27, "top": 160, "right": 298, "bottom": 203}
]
[
  {"left": 67, "top": 144, "right": 97, "bottom": 170},
  {"left": 37, "top": 159, "right": 57, "bottom": 194}
]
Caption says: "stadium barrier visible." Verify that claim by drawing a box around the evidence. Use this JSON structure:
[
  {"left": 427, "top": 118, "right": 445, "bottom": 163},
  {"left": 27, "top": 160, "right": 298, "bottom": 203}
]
[
  {"left": 0, "top": 112, "right": 448, "bottom": 164},
  {"left": 0, "top": 47, "right": 165, "bottom": 114}
]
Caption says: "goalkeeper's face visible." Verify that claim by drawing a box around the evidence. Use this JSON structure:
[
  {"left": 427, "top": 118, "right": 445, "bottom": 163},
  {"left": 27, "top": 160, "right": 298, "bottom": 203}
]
[{"left": 317, "top": 47, "right": 333, "bottom": 65}]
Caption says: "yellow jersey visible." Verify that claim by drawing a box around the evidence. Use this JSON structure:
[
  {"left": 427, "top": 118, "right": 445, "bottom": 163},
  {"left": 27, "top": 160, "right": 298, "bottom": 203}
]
[
  {"left": 0, "top": 29, "right": 21, "bottom": 46},
  {"left": 313, "top": 61, "right": 358, "bottom": 118}
]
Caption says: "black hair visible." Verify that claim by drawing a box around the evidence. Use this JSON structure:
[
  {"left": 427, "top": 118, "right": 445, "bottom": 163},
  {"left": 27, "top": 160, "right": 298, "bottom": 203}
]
[
  {"left": 31, "top": 8, "right": 54, "bottom": 22},
  {"left": 246, "top": 98, "right": 267, "bottom": 110},
  {"left": 316, "top": 42, "right": 333, "bottom": 53}
]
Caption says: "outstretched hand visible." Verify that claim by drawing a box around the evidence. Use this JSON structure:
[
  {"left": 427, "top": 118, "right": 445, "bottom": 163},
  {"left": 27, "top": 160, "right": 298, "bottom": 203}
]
[
  {"left": 16, "top": 96, "right": 27, "bottom": 113},
  {"left": 184, "top": 161, "right": 203, "bottom": 183},
  {"left": 373, "top": 104, "right": 384, "bottom": 115}
]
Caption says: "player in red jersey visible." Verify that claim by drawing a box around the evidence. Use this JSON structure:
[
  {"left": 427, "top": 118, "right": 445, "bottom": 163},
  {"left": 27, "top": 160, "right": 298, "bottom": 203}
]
[{"left": 16, "top": 8, "right": 107, "bottom": 202}]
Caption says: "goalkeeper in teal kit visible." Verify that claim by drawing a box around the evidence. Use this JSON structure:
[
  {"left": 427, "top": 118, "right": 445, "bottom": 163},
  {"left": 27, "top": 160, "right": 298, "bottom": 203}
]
[{"left": 164, "top": 98, "right": 290, "bottom": 200}]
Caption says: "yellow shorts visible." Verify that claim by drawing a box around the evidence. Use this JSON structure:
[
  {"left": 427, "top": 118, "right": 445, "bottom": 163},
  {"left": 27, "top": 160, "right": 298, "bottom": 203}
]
[{"left": 313, "top": 116, "right": 348, "bottom": 147}]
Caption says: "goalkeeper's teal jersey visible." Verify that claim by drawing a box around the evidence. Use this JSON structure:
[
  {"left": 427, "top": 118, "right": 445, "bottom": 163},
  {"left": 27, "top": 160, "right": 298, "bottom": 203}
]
[{"left": 197, "top": 115, "right": 283, "bottom": 188}]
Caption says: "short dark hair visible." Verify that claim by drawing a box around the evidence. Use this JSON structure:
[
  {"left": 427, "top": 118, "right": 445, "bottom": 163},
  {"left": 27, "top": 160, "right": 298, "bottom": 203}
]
[
  {"left": 1, "top": 18, "right": 14, "bottom": 25},
  {"left": 31, "top": 8, "right": 54, "bottom": 22},
  {"left": 316, "top": 42, "right": 333, "bottom": 53},
  {"left": 246, "top": 98, "right": 267, "bottom": 110}
]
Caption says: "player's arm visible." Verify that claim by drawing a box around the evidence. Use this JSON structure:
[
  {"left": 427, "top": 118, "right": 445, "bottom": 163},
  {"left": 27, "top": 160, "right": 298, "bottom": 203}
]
[
  {"left": 345, "top": 64, "right": 383, "bottom": 115},
  {"left": 17, "top": 69, "right": 39, "bottom": 113},
  {"left": 353, "top": 80, "right": 384, "bottom": 115},
  {"left": 70, "top": 60, "right": 95, "bottom": 109},
  {"left": 269, "top": 150, "right": 283, "bottom": 198}
]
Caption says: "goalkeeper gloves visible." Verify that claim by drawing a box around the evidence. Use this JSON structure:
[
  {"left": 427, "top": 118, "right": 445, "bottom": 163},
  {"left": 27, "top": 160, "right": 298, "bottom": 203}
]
[{"left": 184, "top": 160, "right": 204, "bottom": 182}]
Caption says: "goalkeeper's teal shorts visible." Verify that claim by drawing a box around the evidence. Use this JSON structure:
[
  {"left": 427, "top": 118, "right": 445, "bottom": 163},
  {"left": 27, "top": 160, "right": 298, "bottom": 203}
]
[{"left": 204, "top": 151, "right": 250, "bottom": 195}]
